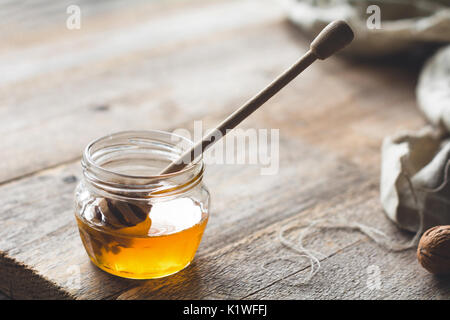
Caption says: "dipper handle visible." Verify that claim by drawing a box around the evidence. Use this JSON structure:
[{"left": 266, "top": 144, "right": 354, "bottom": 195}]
[
  {"left": 310, "top": 20, "right": 354, "bottom": 60},
  {"left": 160, "top": 20, "right": 354, "bottom": 174}
]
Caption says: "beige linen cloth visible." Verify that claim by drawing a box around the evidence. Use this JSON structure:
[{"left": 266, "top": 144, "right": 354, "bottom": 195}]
[
  {"left": 286, "top": 1, "right": 450, "bottom": 234},
  {"left": 286, "top": 0, "right": 450, "bottom": 57},
  {"left": 381, "top": 45, "right": 450, "bottom": 233}
]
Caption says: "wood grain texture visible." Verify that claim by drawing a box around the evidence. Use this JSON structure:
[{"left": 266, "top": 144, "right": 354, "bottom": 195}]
[
  {"left": 0, "top": 0, "right": 448, "bottom": 299},
  {"left": 0, "top": 0, "right": 286, "bottom": 183}
]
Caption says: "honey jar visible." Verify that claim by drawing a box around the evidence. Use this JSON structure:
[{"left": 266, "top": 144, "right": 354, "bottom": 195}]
[{"left": 75, "top": 130, "right": 210, "bottom": 279}]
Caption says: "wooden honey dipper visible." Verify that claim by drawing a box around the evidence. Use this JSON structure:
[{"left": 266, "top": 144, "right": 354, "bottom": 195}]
[
  {"left": 100, "top": 20, "right": 354, "bottom": 231},
  {"left": 160, "top": 20, "right": 354, "bottom": 174}
]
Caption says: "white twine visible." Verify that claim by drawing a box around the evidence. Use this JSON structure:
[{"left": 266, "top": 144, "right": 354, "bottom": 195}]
[
  {"left": 262, "top": 129, "right": 449, "bottom": 285},
  {"left": 262, "top": 216, "right": 423, "bottom": 286},
  {"left": 262, "top": 163, "right": 426, "bottom": 285}
]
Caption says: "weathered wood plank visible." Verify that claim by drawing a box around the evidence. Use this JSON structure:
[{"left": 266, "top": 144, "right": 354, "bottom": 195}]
[
  {"left": 117, "top": 181, "right": 408, "bottom": 299},
  {"left": 0, "top": 0, "right": 189, "bottom": 52},
  {"left": 0, "top": 0, "right": 288, "bottom": 183},
  {"left": 0, "top": 55, "right": 432, "bottom": 298},
  {"left": 244, "top": 239, "right": 450, "bottom": 300},
  {"left": 0, "top": 127, "right": 367, "bottom": 299},
  {"left": 0, "top": 0, "right": 284, "bottom": 85},
  {"left": 0, "top": 0, "right": 445, "bottom": 300}
]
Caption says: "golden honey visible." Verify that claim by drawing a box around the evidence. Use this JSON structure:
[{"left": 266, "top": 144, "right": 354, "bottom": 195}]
[
  {"left": 75, "top": 130, "right": 210, "bottom": 279},
  {"left": 76, "top": 198, "right": 208, "bottom": 279}
]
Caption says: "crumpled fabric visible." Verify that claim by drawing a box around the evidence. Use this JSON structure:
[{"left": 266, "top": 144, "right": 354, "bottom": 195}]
[
  {"left": 417, "top": 45, "right": 450, "bottom": 131},
  {"left": 285, "top": 0, "right": 450, "bottom": 56},
  {"left": 380, "top": 43, "right": 450, "bottom": 233},
  {"left": 380, "top": 127, "right": 450, "bottom": 232}
]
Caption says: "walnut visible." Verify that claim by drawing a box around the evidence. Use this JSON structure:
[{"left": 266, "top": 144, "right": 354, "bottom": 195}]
[{"left": 417, "top": 225, "right": 450, "bottom": 275}]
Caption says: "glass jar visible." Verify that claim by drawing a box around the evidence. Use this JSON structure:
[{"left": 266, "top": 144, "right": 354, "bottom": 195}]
[{"left": 74, "top": 130, "right": 210, "bottom": 279}]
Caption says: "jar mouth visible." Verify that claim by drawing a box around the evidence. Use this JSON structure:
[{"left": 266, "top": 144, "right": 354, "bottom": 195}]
[{"left": 81, "top": 130, "right": 204, "bottom": 198}]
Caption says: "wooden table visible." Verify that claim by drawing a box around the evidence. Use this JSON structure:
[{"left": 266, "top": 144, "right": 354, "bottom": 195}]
[{"left": 1, "top": 0, "right": 449, "bottom": 299}]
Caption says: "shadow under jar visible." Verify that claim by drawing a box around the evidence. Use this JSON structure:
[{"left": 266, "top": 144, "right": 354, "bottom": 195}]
[{"left": 75, "top": 130, "right": 210, "bottom": 279}]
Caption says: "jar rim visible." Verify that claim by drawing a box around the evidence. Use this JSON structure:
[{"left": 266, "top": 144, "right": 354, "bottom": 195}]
[
  {"left": 83, "top": 129, "right": 202, "bottom": 179},
  {"left": 81, "top": 130, "right": 204, "bottom": 198}
]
